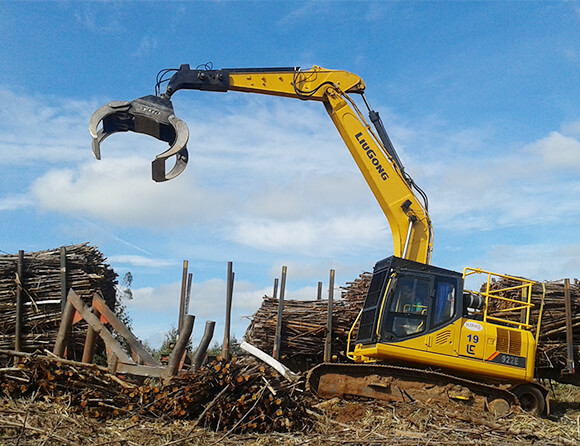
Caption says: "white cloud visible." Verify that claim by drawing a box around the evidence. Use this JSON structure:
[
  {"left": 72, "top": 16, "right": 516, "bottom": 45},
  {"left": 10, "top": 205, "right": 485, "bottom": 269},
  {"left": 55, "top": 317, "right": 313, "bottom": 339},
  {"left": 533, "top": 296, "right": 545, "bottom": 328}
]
[
  {"left": 107, "top": 254, "right": 177, "bottom": 268},
  {"left": 468, "top": 242, "right": 580, "bottom": 282},
  {"left": 0, "top": 194, "right": 33, "bottom": 211},
  {"left": 133, "top": 37, "right": 158, "bottom": 57},
  {"left": 228, "top": 214, "right": 386, "bottom": 256},
  {"left": 524, "top": 131, "right": 580, "bottom": 170},
  {"left": 0, "top": 88, "right": 92, "bottom": 166}
]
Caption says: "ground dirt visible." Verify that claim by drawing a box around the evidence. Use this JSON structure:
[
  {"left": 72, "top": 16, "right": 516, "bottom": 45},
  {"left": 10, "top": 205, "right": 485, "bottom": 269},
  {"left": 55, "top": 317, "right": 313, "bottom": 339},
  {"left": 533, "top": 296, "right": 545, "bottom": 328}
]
[{"left": 0, "top": 387, "right": 578, "bottom": 446}]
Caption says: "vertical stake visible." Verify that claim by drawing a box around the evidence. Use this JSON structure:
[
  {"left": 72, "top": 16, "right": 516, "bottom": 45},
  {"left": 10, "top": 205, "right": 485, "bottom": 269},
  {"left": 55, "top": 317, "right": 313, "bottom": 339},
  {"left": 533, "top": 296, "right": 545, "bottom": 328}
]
[
  {"left": 222, "top": 261, "right": 234, "bottom": 360},
  {"left": 60, "top": 246, "right": 67, "bottom": 313},
  {"left": 15, "top": 250, "right": 24, "bottom": 354},
  {"left": 317, "top": 281, "right": 323, "bottom": 300},
  {"left": 272, "top": 278, "right": 279, "bottom": 299},
  {"left": 185, "top": 272, "right": 193, "bottom": 319},
  {"left": 324, "top": 269, "right": 335, "bottom": 363},
  {"left": 564, "top": 278, "right": 575, "bottom": 374},
  {"left": 178, "top": 260, "right": 189, "bottom": 332},
  {"left": 273, "top": 265, "right": 287, "bottom": 360},
  {"left": 193, "top": 320, "right": 216, "bottom": 370}
]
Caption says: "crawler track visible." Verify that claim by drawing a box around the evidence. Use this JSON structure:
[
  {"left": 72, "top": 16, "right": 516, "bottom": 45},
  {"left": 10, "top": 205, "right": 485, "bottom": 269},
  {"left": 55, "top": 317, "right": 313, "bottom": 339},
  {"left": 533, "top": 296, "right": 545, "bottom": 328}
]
[{"left": 307, "top": 363, "right": 518, "bottom": 413}]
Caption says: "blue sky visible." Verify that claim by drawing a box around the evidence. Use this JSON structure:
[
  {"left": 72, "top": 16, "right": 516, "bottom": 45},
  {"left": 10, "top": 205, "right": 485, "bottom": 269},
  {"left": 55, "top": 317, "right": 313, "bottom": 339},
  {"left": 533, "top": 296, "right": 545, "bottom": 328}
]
[{"left": 1, "top": 1, "right": 579, "bottom": 348}]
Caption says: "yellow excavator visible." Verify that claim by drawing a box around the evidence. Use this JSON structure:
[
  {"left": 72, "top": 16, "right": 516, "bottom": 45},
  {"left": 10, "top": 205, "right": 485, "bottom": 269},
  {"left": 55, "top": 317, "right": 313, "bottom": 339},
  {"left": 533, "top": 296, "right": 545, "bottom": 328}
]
[{"left": 89, "top": 64, "right": 573, "bottom": 415}]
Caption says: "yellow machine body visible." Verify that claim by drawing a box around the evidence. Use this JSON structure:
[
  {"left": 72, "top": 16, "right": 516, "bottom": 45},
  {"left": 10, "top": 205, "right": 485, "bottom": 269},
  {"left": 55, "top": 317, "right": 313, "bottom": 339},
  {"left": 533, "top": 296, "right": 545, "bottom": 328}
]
[{"left": 352, "top": 317, "right": 537, "bottom": 384}]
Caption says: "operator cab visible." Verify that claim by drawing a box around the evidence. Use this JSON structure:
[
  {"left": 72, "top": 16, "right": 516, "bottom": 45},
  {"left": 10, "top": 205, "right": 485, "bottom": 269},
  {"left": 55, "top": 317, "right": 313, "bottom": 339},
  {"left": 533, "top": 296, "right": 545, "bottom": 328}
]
[{"left": 356, "top": 256, "right": 464, "bottom": 345}]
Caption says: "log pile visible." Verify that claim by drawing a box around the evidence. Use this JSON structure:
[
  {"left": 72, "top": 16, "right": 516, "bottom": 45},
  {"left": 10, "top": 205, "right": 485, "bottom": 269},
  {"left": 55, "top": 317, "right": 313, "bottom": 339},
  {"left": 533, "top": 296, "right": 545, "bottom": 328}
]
[
  {"left": 244, "top": 273, "right": 372, "bottom": 366},
  {"left": 0, "top": 244, "right": 117, "bottom": 359},
  {"left": 244, "top": 298, "right": 357, "bottom": 365},
  {"left": 341, "top": 272, "right": 372, "bottom": 306},
  {"left": 0, "top": 351, "right": 308, "bottom": 433},
  {"left": 486, "top": 278, "right": 580, "bottom": 370}
]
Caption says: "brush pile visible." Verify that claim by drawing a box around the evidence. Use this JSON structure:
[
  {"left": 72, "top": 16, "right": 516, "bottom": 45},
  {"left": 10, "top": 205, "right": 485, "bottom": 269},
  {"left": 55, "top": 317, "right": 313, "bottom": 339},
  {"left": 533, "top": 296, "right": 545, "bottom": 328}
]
[
  {"left": 0, "top": 351, "right": 307, "bottom": 433},
  {"left": 486, "top": 278, "right": 580, "bottom": 369},
  {"left": 0, "top": 243, "right": 117, "bottom": 359},
  {"left": 1, "top": 351, "right": 579, "bottom": 445}
]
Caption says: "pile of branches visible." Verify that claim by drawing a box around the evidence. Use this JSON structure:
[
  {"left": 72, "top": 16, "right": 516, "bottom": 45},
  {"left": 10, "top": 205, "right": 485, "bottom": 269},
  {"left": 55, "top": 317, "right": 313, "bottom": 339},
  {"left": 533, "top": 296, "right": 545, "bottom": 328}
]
[
  {"left": 0, "top": 243, "right": 117, "bottom": 358},
  {"left": 0, "top": 351, "right": 308, "bottom": 434},
  {"left": 244, "top": 273, "right": 372, "bottom": 367},
  {"left": 487, "top": 278, "right": 580, "bottom": 369}
]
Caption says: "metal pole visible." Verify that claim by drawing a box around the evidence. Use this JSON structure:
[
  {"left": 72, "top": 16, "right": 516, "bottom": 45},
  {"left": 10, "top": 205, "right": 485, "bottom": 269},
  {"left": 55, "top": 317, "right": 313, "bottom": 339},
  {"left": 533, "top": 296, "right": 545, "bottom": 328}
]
[
  {"left": 15, "top": 250, "right": 24, "bottom": 354},
  {"left": 324, "top": 269, "right": 335, "bottom": 363},
  {"left": 222, "top": 261, "right": 234, "bottom": 360},
  {"left": 273, "top": 266, "right": 287, "bottom": 360},
  {"left": 178, "top": 260, "right": 189, "bottom": 332},
  {"left": 402, "top": 217, "right": 416, "bottom": 260}
]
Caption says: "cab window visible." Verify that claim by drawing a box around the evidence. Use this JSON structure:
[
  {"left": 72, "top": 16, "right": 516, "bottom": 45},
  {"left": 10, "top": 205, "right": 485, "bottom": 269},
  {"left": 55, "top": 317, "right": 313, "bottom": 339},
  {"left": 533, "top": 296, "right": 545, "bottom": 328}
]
[
  {"left": 432, "top": 279, "right": 456, "bottom": 328},
  {"left": 387, "top": 276, "right": 430, "bottom": 338}
]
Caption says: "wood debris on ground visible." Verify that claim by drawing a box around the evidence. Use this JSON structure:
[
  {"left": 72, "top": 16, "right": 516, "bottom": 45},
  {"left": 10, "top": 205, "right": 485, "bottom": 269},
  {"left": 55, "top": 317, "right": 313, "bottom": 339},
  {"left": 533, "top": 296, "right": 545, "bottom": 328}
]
[
  {"left": 0, "top": 351, "right": 308, "bottom": 434},
  {"left": 0, "top": 378, "right": 579, "bottom": 445}
]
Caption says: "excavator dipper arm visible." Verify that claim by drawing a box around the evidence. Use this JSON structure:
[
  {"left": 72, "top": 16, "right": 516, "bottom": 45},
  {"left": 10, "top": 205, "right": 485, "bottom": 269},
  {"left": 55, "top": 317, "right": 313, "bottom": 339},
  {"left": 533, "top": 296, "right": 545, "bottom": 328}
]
[{"left": 89, "top": 64, "right": 433, "bottom": 264}]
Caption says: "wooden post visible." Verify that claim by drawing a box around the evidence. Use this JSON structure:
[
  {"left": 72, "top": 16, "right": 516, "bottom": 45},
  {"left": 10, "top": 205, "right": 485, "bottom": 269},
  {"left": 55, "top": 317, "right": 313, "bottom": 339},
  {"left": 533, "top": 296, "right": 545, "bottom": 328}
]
[
  {"left": 60, "top": 246, "right": 67, "bottom": 312},
  {"left": 317, "top": 281, "right": 323, "bottom": 300},
  {"left": 65, "top": 290, "right": 133, "bottom": 364},
  {"left": 91, "top": 294, "right": 159, "bottom": 365},
  {"left": 178, "top": 260, "right": 189, "bottom": 332},
  {"left": 53, "top": 293, "right": 77, "bottom": 357},
  {"left": 185, "top": 272, "right": 193, "bottom": 318},
  {"left": 273, "top": 265, "right": 287, "bottom": 360},
  {"left": 81, "top": 307, "right": 100, "bottom": 364},
  {"left": 167, "top": 314, "right": 195, "bottom": 378},
  {"left": 192, "top": 320, "right": 216, "bottom": 370},
  {"left": 15, "top": 250, "right": 24, "bottom": 354},
  {"left": 564, "top": 278, "right": 575, "bottom": 374},
  {"left": 324, "top": 269, "right": 335, "bottom": 363},
  {"left": 272, "top": 278, "right": 279, "bottom": 299},
  {"left": 222, "top": 261, "right": 234, "bottom": 360}
]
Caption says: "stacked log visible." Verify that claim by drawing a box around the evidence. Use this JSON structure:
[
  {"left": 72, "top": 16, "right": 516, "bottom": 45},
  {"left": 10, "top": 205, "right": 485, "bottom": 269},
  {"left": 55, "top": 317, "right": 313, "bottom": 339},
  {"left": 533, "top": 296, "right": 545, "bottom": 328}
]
[
  {"left": 0, "top": 352, "right": 308, "bottom": 433},
  {"left": 341, "top": 272, "right": 372, "bottom": 306},
  {"left": 245, "top": 273, "right": 372, "bottom": 366},
  {"left": 0, "top": 243, "right": 117, "bottom": 359},
  {"left": 486, "top": 278, "right": 580, "bottom": 370}
]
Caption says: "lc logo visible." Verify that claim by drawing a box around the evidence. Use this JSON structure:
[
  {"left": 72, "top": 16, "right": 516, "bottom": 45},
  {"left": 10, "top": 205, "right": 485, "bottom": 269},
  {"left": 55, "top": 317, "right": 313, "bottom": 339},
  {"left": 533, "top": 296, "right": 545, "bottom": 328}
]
[{"left": 466, "top": 334, "right": 479, "bottom": 355}]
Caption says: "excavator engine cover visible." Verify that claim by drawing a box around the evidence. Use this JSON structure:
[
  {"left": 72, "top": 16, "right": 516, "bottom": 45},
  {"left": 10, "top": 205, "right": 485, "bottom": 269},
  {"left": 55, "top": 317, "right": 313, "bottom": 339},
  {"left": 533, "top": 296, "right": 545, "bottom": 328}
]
[{"left": 89, "top": 95, "right": 189, "bottom": 182}]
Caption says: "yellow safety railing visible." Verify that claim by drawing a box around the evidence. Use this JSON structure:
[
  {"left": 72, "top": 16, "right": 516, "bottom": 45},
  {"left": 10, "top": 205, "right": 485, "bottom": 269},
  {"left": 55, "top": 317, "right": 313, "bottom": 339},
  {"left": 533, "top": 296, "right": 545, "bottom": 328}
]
[
  {"left": 346, "top": 308, "right": 362, "bottom": 361},
  {"left": 463, "top": 267, "right": 545, "bottom": 339}
]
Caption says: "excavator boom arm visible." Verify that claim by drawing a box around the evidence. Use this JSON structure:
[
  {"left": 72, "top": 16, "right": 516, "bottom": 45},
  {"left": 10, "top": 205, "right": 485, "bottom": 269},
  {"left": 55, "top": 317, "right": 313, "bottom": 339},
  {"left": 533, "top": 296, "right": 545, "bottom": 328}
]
[{"left": 90, "top": 64, "right": 433, "bottom": 263}]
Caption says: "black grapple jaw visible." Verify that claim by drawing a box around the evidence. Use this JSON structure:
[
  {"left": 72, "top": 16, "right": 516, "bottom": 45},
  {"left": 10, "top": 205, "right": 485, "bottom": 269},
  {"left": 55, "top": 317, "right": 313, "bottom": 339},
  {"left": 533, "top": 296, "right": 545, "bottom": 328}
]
[{"left": 89, "top": 95, "right": 189, "bottom": 182}]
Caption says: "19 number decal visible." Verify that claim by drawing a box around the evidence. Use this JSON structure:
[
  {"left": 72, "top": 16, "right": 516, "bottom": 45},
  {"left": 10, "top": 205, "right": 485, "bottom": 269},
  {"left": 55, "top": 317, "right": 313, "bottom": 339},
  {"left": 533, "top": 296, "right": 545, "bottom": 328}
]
[
  {"left": 467, "top": 334, "right": 479, "bottom": 343},
  {"left": 466, "top": 334, "right": 479, "bottom": 355}
]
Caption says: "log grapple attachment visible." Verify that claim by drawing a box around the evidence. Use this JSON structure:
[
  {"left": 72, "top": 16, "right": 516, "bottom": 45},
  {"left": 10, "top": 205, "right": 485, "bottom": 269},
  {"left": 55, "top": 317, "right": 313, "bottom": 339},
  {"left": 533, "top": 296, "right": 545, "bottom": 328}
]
[{"left": 89, "top": 95, "right": 189, "bottom": 182}]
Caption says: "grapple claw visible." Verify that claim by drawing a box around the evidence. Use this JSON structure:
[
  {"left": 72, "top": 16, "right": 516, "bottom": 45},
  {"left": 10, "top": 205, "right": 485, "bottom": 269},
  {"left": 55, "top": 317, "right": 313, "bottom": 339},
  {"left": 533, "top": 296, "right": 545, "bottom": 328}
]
[{"left": 89, "top": 95, "right": 189, "bottom": 182}]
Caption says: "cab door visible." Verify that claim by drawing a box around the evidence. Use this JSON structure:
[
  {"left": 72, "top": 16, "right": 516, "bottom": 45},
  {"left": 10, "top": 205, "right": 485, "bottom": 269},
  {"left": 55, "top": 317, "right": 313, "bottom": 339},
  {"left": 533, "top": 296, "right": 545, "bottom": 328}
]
[
  {"left": 379, "top": 273, "right": 432, "bottom": 341},
  {"left": 427, "top": 276, "right": 460, "bottom": 356}
]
